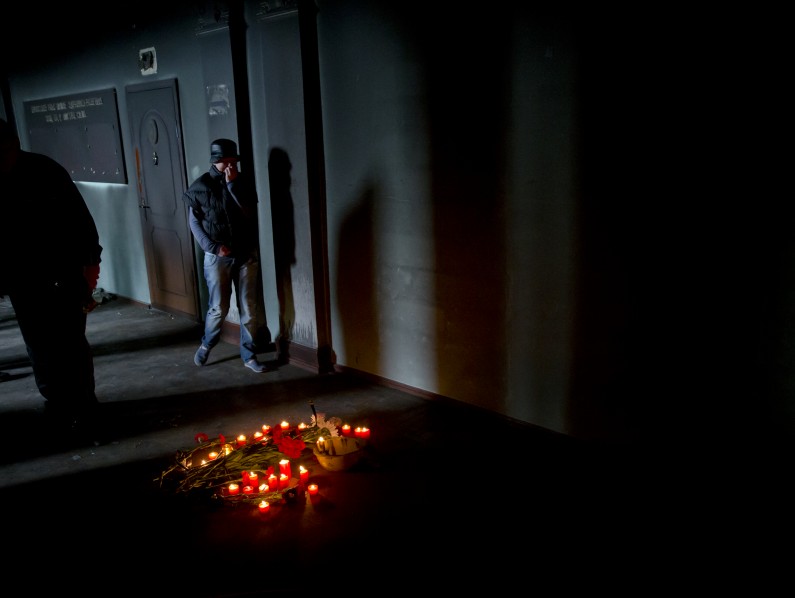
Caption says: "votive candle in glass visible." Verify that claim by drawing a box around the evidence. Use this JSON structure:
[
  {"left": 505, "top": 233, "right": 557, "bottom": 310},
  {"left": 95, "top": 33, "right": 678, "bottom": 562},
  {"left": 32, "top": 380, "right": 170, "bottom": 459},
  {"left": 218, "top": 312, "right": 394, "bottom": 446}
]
[
  {"left": 307, "top": 483, "right": 319, "bottom": 496},
  {"left": 228, "top": 483, "right": 240, "bottom": 496},
  {"left": 258, "top": 500, "right": 270, "bottom": 513},
  {"left": 279, "top": 459, "right": 291, "bottom": 481}
]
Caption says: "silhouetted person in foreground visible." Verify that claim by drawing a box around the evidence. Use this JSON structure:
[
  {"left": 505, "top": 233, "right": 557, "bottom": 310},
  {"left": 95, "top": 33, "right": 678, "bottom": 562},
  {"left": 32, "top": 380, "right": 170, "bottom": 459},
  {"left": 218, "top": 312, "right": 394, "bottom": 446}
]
[{"left": 0, "top": 118, "right": 102, "bottom": 437}]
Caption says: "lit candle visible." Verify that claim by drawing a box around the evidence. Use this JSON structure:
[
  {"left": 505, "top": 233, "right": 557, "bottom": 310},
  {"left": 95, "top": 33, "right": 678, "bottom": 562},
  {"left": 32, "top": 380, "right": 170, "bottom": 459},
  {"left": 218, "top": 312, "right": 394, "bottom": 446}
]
[
  {"left": 316, "top": 437, "right": 325, "bottom": 452},
  {"left": 208, "top": 451, "right": 219, "bottom": 460},
  {"left": 262, "top": 424, "right": 271, "bottom": 435},
  {"left": 299, "top": 465, "right": 309, "bottom": 485},
  {"left": 248, "top": 472, "right": 259, "bottom": 487},
  {"left": 259, "top": 483, "right": 270, "bottom": 493},
  {"left": 236, "top": 434, "right": 247, "bottom": 447},
  {"left": 298, "top": 422, "right": 307, "bottom": 431},
  {"left": 243, "top": 485, "right": 254, "bottom": 495},
  {"left": 253, "top": 431, "right": 264, "bottom": 441},
  {"left": 307, "top": 483, "right": 319, "bottom": 496},
  {"left": 279, "top": 459, "right": 292, "bottom": 481},
  {"left": 341, "top": 424, "right": 352, "bottom": 437},
  {"left": 268, "top": 474, "right": 278, "bottom": 490},
  {"left": 258, "top": 500, "right": 270, "bottom": 513},
  {"left": 279, "top": 473, "right": 289, "bottom": 490},
  {"left": 228, "top": 483, "right": 240, "bottom": 496},
  {"left": 358, "top": 427, "right": 371, "bottom": 440},
  {"left": 280, "top": 420, "right": 290, "bottom": 431}
]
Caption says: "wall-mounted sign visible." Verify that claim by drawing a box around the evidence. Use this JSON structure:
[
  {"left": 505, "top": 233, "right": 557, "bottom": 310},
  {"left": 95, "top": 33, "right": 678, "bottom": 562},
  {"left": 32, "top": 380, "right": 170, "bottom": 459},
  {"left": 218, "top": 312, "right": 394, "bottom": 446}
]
[{"left": 23, "top": 88, "right": 127, "bottom": 184}]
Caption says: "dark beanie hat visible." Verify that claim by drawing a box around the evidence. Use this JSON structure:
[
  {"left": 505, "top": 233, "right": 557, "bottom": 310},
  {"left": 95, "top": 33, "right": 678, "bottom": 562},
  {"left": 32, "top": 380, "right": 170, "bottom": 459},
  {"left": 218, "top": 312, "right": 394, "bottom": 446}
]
[{"left": 210, "top": 138, "right": 239, "bottom": 162}]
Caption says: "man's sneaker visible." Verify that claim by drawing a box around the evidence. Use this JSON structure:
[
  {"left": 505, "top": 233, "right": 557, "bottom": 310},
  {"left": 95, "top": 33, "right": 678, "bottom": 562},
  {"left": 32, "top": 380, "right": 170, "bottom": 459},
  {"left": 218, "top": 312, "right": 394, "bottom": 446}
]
[
  {"left": 194, "top": 345, "right": 211, "bottom": 366},
  {"left": 244, "top": 358, "right": 268, "bottom": 373}
]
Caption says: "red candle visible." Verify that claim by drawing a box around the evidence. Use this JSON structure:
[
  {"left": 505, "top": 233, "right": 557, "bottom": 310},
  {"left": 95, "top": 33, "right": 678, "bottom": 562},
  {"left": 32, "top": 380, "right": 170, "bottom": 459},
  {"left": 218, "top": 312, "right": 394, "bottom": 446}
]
[
  {"left": 267, "top": 474, "right": 278, "bottom": 490},
  {"left": 298, "top": 423, "right": 307, "bottom": 431},
  {"left": 307, "top": 483, "right": 319, "bottom": 496},
  {"left": 243, "top": 485, "right": 254, "bottom": 495},
  {"left": 299, "top": 465, "right": 309, "bottom": 485},
  {"left": 207, "top": 451, "right": 218, "bottom": 460},
  {"left": 279, "top": 473, "right": 289, "bottom": 490},
  {"left": 236, "top": 434, "right": 247, "bottom": 447},
  {"left": 280, "top": 420, "right": 290, "bottom": 431},
  {"left": 358, "top": 427, "right": 370, "bottom": 440},
  {"left": 228, "top": 483, "right": 240, "bottom": 496},
  {"left": 279, "top": 459, "right": 292, "bottom": 481},
  {"left": 259, "top": 483, "right": 270, "bottom": 493},
  {"left": 341, "top": 424, "right": 352, "bottom": 437},
  {"left": 261, "top": 424, "right": 271, "bottom": 435},
  {"left": 258, "top": 500, "right": 270, "bottom": 513},
  {"left": 253, "top": 431, "right": 264, "bottom": 441},
  {"left": 247, "top": 472, "right": 259, "bottom": 486}
]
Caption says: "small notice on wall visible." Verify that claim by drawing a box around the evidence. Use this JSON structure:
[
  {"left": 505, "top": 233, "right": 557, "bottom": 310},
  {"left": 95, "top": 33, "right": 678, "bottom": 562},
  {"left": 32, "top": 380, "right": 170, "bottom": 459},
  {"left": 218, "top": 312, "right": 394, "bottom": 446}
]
[{"left": 23, "top": 88, "right": 127, "bottom": 184}]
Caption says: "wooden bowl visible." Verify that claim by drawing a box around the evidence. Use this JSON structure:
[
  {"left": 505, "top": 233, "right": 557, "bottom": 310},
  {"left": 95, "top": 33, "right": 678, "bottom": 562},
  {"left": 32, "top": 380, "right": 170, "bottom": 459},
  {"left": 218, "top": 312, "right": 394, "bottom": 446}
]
[{"left": 313, "top": 436, "right": 365, "bottom": 471}]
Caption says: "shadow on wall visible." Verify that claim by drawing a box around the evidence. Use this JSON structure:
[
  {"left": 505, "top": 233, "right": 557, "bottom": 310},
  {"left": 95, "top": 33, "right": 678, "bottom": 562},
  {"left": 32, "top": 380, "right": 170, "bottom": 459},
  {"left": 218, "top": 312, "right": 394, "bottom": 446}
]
[
  {"left": 336, "top": 182, "right": 378, "bottom": 374},
  {"left": 269, "top": 147, "right": 296, "bottom": 358}
]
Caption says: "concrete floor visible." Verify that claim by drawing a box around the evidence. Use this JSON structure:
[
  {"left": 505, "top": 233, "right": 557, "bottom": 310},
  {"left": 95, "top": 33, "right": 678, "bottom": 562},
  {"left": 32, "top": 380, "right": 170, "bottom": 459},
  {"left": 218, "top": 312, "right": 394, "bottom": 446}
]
[{"left": 0, "top": 296, "right": 766, "bottom": 595}]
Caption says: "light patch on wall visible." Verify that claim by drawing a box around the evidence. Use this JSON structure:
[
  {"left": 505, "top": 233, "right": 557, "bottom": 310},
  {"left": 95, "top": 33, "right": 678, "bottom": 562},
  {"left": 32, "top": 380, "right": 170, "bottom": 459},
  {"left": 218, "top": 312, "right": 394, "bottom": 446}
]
[{"left": 138, "top": 47, "right": 157, "bottom": 76}]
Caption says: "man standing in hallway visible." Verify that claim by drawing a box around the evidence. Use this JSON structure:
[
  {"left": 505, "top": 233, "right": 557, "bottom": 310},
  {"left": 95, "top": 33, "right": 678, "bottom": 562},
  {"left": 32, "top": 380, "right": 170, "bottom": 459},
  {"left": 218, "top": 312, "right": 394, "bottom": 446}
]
[
  {"left": 0, "top": 117, "right": 102, "bottom": 432},
  {"left": 183, "top": 138, "right": 272, "bottom": 373}
]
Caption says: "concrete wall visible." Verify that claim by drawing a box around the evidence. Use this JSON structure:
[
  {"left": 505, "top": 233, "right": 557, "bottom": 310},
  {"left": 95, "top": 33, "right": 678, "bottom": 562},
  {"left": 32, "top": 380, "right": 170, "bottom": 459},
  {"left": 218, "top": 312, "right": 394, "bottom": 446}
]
[{"left": 2, "top": 1, "right": 787, "bottom": 445}]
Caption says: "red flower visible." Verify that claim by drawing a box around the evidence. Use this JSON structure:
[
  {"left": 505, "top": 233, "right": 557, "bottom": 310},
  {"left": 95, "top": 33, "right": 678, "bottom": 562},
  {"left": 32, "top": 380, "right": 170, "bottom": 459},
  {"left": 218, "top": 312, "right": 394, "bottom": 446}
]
[
  {"left": 194, "top": 433, "right": 209, "bottom": 444},
  {"left": 277, "top": 435, "right": 306, "bottom": 459}
]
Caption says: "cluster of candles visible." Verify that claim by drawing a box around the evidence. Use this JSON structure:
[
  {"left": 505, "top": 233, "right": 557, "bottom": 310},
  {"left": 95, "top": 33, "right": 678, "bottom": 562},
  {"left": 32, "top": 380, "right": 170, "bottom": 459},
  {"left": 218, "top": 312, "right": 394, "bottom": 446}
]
[
  {"left": 200, "top": 420, "right": 301, "bottom": 466},
  {"left": 226, "top": 460, "right": 311, "bottom": 495},
  {"left": 316, "top": 424, "right": 372, "bottom": 458},
  {"left": 198, "top": 418, "right": 348, "bottom": 514},
  {"left": 340, "top": 424, "right": 371, "bottom": 439}
]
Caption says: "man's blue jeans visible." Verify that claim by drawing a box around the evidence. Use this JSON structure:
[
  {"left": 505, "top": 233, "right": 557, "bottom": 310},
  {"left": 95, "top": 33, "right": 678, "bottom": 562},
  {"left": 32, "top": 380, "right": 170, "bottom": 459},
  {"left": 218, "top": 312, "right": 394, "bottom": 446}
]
[{"left": 201, "top": 250, "right": 263, "bottom": 363}]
